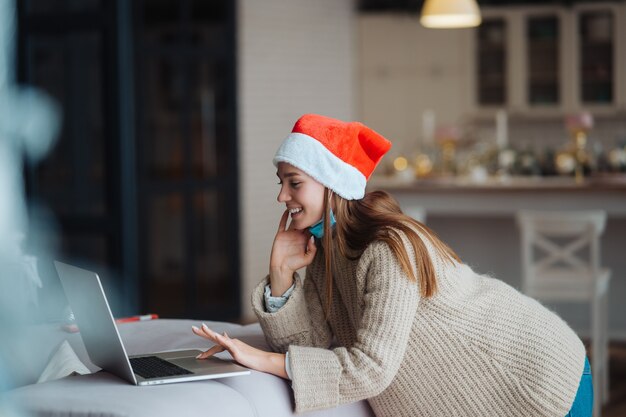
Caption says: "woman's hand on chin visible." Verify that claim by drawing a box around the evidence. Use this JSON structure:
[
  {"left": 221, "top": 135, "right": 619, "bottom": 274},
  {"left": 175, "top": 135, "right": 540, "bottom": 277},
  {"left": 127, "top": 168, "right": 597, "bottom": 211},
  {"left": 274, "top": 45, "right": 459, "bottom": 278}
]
[{"left": 269, "top": 210, "right": 317, "bottom": 295}]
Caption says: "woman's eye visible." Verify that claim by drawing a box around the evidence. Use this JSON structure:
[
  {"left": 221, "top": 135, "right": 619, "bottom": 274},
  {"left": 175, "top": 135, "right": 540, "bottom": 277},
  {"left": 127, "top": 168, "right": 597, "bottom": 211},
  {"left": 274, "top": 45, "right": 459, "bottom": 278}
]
[{"left": 276, "top": 179, "right": 300, "bottom": 187}]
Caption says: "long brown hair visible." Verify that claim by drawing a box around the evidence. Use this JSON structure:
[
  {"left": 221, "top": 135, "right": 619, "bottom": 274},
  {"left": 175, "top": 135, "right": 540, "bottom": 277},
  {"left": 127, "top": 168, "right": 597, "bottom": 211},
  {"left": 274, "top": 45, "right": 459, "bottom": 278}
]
[{"left": 321, "top": 189, "right": 460, "bottom": 317}]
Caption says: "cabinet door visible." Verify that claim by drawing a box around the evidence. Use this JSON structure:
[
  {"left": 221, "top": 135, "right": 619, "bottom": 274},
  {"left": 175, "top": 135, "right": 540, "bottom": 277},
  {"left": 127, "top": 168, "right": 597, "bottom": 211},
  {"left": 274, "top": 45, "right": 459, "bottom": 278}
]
[
  {"left": 474, "top": 8, "right": 565, "bottom": 115},
  {"left": 136, "top": 0, "right": 239, "bottom": 320},
  {"left": 571, "top": 3, "right": 623, "bottom": 112},
  {"left": 526, "top": 15, "right": 561, "bottom": 107},
  {"left": 576, "top": 8, "right": 615, "bottom": 106},
  {"left": 474, "top": 5, "right": 625, "bottom": 116},
  {"left": 476, "top": 17, "right": 507, "bottom": 107}
]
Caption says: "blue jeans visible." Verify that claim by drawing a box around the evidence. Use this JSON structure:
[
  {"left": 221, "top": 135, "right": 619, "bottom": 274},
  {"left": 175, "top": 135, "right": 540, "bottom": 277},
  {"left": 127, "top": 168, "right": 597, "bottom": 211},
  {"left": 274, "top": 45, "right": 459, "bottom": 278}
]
[{"left": 565, "top": 357, "right": 593, "bottom": 417}]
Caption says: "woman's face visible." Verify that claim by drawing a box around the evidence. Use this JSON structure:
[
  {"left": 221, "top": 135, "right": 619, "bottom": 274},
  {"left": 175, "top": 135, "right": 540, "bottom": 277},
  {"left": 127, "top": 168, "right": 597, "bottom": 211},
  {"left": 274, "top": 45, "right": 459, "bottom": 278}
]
[{"left": 276, "top": 162, "right": 325, "bottom": 230}]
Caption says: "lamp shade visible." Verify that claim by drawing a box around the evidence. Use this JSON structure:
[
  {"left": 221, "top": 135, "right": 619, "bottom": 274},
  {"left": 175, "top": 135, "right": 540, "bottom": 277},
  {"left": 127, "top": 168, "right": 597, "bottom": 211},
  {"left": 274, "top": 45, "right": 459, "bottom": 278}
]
[{"left": 420, "top": 0, "right": 482, "bottom": 29}]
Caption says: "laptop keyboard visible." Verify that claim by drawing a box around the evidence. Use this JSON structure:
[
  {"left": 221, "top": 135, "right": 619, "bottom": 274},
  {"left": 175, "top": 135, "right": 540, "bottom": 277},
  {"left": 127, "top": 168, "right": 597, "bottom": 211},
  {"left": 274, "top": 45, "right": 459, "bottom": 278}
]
[{"left": 130, "top": 356, "right": 193, "bottom": 379}]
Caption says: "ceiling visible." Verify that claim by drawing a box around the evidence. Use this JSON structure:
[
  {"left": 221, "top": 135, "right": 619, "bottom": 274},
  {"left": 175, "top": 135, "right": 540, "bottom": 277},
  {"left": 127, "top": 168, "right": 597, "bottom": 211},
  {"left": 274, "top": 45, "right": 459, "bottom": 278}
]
[{"left": 358, "top": 0, "right": 625, "bottom": 14}]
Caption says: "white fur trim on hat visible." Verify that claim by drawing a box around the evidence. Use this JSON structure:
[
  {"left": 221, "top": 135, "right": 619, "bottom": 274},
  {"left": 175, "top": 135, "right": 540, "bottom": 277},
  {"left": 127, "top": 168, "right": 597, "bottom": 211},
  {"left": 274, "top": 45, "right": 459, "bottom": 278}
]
[{"left": 273, "top": 132, "right": 367, "bottom": 200}]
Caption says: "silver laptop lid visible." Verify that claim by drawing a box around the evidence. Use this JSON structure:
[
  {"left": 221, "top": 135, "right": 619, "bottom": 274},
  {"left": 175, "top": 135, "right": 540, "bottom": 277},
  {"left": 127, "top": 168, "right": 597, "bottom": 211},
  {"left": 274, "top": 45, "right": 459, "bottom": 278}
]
[{"left": 55, "top": 261, "right": 137, "bottom": 384}]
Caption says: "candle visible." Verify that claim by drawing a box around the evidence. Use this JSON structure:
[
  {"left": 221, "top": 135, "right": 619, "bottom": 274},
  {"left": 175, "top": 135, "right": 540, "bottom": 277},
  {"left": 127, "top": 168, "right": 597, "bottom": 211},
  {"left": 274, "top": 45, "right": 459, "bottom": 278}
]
[
  {"left": 496, "top": 109, "right": 508, "bottom": 149},
  {"left": 422, "top": 109, "right": 435, "bottom": 147}
]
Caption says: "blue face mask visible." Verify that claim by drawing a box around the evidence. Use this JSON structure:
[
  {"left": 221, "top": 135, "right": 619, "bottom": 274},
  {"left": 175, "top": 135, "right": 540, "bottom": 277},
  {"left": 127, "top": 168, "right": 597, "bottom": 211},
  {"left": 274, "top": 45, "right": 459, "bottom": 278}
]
[{"left": 308, "top": 210, "right": 336, "bottom": 239}]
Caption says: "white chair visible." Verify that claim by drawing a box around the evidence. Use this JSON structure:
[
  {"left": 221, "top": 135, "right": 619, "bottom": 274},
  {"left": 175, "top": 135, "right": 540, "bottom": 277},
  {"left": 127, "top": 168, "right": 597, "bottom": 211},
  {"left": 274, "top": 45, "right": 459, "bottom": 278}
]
[{"left": 516, "top": 210, "right": 611, "bottom": 417}]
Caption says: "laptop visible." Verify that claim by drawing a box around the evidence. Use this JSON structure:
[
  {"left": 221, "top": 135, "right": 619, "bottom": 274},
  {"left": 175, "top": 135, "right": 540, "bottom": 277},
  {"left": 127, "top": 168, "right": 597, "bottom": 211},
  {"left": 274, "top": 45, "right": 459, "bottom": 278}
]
[{"left": 55, "top": 261, "right": 250, "bottom": 385}]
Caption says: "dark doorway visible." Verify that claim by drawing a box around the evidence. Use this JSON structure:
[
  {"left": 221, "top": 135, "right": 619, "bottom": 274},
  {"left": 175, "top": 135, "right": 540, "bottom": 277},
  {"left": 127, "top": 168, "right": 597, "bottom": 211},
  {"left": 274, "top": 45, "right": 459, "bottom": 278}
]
[{"left": 18, "top": 0, "right": 240, "bottom": 321}]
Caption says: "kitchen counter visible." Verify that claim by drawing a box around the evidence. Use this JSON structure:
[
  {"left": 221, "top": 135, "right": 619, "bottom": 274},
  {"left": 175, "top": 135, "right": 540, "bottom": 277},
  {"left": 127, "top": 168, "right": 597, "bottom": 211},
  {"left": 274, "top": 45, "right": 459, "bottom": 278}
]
[{"left": 367, "top": 175, "right": 626, "bottom": 217}]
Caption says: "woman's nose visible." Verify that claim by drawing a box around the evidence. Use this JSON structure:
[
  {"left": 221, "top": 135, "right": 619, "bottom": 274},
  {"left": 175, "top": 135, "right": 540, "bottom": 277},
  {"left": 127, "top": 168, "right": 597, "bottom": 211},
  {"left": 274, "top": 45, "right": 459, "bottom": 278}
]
[{"left": 277, "top": 186, "right": 290, "bottom": 203}]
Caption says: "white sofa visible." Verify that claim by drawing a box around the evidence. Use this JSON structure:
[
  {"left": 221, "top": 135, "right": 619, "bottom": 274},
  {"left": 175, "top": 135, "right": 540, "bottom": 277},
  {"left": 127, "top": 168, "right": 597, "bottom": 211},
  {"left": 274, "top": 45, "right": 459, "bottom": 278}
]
[{"left": 3, "top": 319, "right": 375, "bottom": 417}]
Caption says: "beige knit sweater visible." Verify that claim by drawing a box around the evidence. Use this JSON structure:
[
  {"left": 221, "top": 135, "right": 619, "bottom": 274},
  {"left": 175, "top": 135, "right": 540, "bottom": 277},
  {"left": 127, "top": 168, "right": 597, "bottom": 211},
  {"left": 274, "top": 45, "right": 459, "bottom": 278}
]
[{"left": 251, "top": 233, "right": 586, "bottom": 416}]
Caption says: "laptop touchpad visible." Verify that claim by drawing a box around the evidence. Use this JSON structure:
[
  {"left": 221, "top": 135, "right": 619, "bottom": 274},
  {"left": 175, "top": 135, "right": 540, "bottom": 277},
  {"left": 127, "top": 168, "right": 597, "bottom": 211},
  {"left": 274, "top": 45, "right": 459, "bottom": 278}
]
[{"left": 170, "top": 356, "right": 241, "bottom": 373}]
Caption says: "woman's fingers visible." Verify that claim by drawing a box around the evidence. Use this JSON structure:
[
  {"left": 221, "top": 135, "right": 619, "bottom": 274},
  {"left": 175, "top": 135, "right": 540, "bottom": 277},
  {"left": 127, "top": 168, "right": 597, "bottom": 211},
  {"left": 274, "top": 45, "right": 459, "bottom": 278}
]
[
  {"left": 199, "top": 323, "right": 236, "bottom": 348},
  {"left": 306, "top": 235, "right": 317, "bottom": 254},
  {"left": 200, "top": 323, "right": 223, "bottom": 343},
  {"left": 214, "top": 331, "right": 233, "bottom": 348},
  {"left": 192, "top": 324, "right": 228, "bottom": 344},
  {"left": 196, "top": 344, "right": 225, "bottom": 359},
  {"left": 191, "top": 325, "right": 205, "bottom": 338},
  {"left": 192, "top": 324, "right": 237, "bottom": 359},
  {"left": 201, "top": 322, "right": 213, "bottom": 334},
  {"left": 191, "top": 325, "right": 212, "bottom": 340},
  {"left": 303, "top": 235, "right": 317, "bottom": 263},
  {"left": 277, "top": 210, "right": 289, "bottom": 232}
]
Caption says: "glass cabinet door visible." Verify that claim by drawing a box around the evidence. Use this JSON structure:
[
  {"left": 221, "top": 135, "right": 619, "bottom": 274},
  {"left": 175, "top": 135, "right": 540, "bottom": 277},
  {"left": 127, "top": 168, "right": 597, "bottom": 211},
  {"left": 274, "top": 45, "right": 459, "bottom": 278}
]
[
  {"left": 190, "top": 59, "right": 231, "bottom": 180},
  {"left": 476, "top": 18, "right": 507, "bottom": 106},
  {"left": 527, "top": 16, "right": 560, "bottom": 106},
  {"left": 474, "top": 6, "right": 623, "bottom": 114},
  {"left": 27, "top": 33, "right": 107, "bottom": 218},
  {"left": 193, "top": 191, "right": 234, "bottom": 311},
  {"left": 142, "top": 55, "right": 185, "bottom": 180},
  {"left": 136, "top": 0, "right": 238, "bottom": 320},
  {"left": 578, "top": 11, "right": 614, "bottom": 105},
  {"left": 145, "top": 193, "right": 186, "bottom": 317}
]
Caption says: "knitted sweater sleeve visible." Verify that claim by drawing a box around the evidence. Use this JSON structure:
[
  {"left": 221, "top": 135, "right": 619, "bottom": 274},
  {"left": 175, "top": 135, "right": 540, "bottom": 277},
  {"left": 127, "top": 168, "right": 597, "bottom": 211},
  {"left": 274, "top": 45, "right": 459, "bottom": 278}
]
[
  {"left": 288, "top": 241, "right": 419, "bottom": 413},
  {"left": 251, "top": 271, "right": 333, "bottom": 353}
]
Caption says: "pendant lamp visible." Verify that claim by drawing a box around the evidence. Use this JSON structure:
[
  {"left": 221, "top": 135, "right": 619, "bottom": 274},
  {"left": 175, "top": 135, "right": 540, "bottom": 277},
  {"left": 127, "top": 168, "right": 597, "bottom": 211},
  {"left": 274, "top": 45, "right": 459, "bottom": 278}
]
[{"left": 420, "top": 0, "right": 482, "bottom": 28}]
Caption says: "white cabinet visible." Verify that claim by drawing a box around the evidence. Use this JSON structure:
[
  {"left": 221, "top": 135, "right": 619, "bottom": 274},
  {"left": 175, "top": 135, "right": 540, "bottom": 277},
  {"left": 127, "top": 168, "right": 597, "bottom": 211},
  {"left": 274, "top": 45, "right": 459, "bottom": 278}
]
[{"left": 471, "top": 3, "right": 626, "bottom": 118}]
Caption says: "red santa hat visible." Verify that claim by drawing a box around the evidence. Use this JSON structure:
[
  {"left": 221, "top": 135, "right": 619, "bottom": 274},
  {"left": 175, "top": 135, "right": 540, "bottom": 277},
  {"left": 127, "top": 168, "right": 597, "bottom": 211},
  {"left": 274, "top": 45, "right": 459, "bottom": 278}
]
[{"left": 273, "top": 114, "right": 392, "bottom": 200}]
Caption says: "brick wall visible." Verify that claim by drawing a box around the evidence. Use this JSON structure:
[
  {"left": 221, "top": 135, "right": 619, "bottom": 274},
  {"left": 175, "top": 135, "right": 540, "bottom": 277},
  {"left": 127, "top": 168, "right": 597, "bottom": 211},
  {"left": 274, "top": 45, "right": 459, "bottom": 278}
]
[{"left": 237, "top": 0, "right": 356, "bottom": 320}]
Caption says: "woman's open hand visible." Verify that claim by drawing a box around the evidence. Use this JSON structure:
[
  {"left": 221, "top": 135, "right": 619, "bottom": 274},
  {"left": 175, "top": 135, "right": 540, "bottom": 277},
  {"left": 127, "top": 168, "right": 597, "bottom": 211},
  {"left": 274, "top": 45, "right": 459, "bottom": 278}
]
[
  {"left": 269, "top": 210, "right": 317, "bottom": 294},
  {"left": 192, "top": 323, "right": 287, "bottom": 379}
]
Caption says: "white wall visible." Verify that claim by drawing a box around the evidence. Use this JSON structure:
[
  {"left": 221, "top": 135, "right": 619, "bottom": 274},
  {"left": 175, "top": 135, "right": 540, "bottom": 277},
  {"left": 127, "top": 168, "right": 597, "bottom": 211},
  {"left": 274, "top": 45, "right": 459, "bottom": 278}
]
[
  {"left": 238, "top": 0, "right": 356, "bottom": 321},
  {"left": 358, "top": 14, "right": 474, "bottom": 156}
]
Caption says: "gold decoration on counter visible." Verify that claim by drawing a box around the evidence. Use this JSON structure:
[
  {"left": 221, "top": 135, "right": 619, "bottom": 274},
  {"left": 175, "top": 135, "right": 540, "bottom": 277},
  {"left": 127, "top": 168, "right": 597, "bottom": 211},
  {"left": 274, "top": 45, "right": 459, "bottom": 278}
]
[
  {"left": 414, "top": 154, "right": 434, "bottom": 178},
  {"left": 393, "top": 156, "right": 409, "bottom": 171},
  {"left": 608, "top": 147, "right": 626, "bottom": 171},
  {"left": 572, "top": 130, "right": 589, "bottom": 183},
  {"left": 392, "top": 155, "right": 415, "bottom": 182},
  {"left": 436, "top": 126, "right": 461, "bottom": 176},
  {"left": 565, "top": 112, "right": 593, "bottom": 184},
  {"left": 555, "top": 151, "right": 576, "bottom": 176}
]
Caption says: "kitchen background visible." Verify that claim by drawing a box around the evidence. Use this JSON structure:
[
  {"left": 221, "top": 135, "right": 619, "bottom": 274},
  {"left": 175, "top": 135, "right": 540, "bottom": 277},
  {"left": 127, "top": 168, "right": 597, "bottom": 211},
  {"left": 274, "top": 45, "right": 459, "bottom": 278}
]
[{"left": 7, "top": 0, "right": 626, "bottom": 351}]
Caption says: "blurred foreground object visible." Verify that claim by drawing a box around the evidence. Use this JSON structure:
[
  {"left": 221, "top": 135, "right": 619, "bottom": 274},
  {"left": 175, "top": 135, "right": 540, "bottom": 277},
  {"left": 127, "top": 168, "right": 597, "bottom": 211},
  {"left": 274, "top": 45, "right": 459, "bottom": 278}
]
[{"left": 0, "top": 0, "right": 61, "bottom": 403}]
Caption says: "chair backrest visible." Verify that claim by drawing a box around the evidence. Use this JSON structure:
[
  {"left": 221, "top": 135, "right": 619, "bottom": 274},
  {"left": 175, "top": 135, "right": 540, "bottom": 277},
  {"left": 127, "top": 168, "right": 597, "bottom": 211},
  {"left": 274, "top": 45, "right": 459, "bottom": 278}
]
[{"left": 516, "top": 210, "right": 607, "bottom": 294}]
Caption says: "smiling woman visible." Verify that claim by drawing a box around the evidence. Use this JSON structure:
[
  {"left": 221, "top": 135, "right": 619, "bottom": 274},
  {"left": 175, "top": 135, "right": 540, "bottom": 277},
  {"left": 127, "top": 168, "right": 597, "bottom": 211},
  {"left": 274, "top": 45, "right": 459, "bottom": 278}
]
[
  {"left": 194, "top": 114, "right": 593, "bottom": 417},
  {"left": 276, "top": 164, "right": 326, "bottom": 231}
]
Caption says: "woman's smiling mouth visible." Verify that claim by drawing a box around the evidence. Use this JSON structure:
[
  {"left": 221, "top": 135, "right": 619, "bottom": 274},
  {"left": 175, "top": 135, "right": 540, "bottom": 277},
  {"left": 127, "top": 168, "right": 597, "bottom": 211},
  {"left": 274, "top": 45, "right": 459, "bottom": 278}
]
[{"left": 289, "top": 207, "right": 303, "bottom": 218}]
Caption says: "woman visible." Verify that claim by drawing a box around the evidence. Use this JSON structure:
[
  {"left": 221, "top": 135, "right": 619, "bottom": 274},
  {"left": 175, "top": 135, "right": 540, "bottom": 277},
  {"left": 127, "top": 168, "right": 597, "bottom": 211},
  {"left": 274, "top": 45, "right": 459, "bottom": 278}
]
[{"left": 192, "top": 114, "right": 592, "bottom": 416}]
